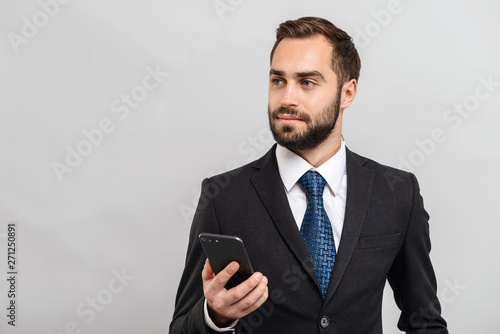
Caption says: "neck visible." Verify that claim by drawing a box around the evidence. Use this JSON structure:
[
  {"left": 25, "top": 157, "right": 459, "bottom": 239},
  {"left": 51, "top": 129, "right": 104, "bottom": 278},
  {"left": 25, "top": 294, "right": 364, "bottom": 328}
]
[
  {"left": 291, "top": 117, "right": 343, "bottom": 167},
  {"left": 292, "top": 135, "right": 341, "bottom": 167}
]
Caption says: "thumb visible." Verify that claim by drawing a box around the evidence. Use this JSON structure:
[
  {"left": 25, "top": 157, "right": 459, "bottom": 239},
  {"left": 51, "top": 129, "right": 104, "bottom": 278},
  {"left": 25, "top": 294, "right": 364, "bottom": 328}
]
[{"left": 202, "top": 259, "right": 215, "bottom": 282}]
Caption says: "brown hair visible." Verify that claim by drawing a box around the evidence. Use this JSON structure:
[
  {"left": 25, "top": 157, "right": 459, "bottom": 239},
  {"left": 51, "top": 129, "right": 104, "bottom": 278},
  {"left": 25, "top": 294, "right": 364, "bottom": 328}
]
[{"left": 270, "top": 17, "right": 361, "bottom": 86}]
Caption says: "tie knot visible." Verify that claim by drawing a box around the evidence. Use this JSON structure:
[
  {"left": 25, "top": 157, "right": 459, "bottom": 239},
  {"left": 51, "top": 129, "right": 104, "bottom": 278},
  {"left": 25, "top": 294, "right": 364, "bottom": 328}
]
[{"left": 298, "top": 171, "right": 326, "bottom": 199}]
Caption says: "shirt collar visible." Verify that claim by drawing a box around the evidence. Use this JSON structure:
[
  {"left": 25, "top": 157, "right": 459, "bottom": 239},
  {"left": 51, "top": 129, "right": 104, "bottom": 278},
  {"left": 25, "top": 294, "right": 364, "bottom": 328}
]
[{"left": 276, "top": 141, "right": 346, "bottom": 195}]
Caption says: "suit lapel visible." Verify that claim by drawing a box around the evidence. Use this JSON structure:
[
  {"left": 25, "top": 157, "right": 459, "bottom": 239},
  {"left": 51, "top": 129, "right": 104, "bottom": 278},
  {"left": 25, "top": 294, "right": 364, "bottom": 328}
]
[
  {"left": 250, "top": 145, "right": 319, "bottom": 289},
  {"left": 250, "top": 145, "right": 375, "bottom": 300},
  {"left": 324, "top": 148, "right": 375, "bottom": 302}
]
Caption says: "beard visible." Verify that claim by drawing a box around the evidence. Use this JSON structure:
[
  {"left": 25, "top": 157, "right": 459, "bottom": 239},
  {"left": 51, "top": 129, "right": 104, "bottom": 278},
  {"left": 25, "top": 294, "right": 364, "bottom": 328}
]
[{"left": 268, "top": 87, "right": 342, "bottom": 151}]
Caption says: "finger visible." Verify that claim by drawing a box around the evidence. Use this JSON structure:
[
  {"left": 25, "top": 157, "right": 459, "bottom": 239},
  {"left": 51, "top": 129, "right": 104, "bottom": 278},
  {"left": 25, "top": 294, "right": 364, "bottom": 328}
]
[
  {"left": 202, "top": 259, "right": 215, "bottom": 282},
  {"left": 206, "top": 259, "right": 214, "bottom": 276},
  {"left": 253, "top": 283, "right": 269, "bottom": 308},
  {"left": 210, "top": 261, "right": 240, "bottom": 293},
  {"left": 234, "top": 276, "right": 269, "bottom": 316},
  {"left": 225, "top": 271, "right": 264, "bottom": 303},
  {"left": 242, "top": 282, "right": 269, "bottom": 314}
]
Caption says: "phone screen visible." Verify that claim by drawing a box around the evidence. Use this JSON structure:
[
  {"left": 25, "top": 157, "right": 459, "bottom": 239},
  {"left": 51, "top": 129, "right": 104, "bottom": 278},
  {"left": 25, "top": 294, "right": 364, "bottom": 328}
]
[{"left": 199, "top": 233, "right": 254, "bottom": 289}]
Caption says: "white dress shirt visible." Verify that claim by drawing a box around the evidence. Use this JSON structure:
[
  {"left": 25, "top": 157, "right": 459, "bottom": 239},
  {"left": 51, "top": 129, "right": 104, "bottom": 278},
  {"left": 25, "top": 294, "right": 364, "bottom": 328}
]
[
  {"left": 275, "top": 141, "right": 347, "bottom": 249},
  {"left": 204, "top": 141, "right": 348, "bottom": 332}
]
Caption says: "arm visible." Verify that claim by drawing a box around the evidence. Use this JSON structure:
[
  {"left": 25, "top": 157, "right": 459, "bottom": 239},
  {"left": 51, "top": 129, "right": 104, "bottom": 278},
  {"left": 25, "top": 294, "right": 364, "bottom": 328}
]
[
  {"left": 169, "top": 178, "right": 218, "bottom": 334},
  {"left": 387, "top": 173, "right": 448, "bottom": 334},
  {"left": 170, "top": 178, "right": 268, "bottom": 333}
]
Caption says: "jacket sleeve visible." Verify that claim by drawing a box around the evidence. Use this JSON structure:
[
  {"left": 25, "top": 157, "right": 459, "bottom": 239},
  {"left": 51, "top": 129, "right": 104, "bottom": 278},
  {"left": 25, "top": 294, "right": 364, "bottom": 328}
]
[
  {"left": 387, "top": 173, "right": 448, "bottom": 334},
  {"left": 170, "top": 178, "right": 223, "bottom": 334}
]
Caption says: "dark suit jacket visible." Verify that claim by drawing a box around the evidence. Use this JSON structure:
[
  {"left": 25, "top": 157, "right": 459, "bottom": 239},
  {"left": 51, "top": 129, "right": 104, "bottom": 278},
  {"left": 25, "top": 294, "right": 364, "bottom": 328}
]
[{"left": 170, "top": 146, "right": 448, "bottom": 334}]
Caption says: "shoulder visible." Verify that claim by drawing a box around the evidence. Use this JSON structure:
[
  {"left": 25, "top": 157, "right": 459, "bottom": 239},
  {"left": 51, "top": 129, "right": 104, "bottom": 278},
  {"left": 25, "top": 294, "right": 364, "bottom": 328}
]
[
  {"left": 201, "top": 145, "right": 278, "bottom": 190},
  {"left": 346, "top": 147, "right": 420, "bottom": 198},
  {"left": 346, "top": 148, "right": 410, "bottom": 177}
]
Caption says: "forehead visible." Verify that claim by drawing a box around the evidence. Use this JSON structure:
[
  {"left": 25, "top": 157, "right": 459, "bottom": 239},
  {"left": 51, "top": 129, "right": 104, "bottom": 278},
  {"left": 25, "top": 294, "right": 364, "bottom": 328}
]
[{"left": 271, "top": 35, "right": 335, "bottom": 77}]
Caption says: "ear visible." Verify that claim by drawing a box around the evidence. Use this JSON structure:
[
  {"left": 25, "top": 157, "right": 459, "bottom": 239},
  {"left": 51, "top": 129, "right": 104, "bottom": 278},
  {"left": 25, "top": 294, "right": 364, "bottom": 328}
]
[{"left": 340, "top": 79, "right": 357, "bottom": 110}]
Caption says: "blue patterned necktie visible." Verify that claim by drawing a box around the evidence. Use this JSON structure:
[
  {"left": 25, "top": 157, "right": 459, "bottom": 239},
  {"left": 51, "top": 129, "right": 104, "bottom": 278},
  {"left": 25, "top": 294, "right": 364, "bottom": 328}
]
[{"left": 298, "top": 170, "right": 336, "bottom": 298}]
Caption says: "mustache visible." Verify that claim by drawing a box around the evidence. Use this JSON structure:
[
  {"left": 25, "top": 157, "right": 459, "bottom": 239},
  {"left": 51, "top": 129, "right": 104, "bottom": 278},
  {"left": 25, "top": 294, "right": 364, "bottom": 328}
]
[{"left": 270, "top": 106, "right": 311, "bottom": 122}]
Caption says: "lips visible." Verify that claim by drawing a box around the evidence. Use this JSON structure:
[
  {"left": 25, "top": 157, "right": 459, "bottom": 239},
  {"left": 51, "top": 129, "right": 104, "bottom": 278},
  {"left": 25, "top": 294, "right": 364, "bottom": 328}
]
[
  {"left": 270, "top": 107, "right": 310, "bottom": 123},
  {"left": 276, "top": 114, "right": 304, "bottom": 126},
  {"left": 277, "top": 114, "right": 302, "bottom": 121}
]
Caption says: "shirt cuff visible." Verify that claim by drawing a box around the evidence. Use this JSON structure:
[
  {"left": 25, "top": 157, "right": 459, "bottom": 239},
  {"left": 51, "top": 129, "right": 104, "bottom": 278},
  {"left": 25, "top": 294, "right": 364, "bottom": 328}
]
[{"left": 203, "top": 299, "right": 238, "bottom": 332}]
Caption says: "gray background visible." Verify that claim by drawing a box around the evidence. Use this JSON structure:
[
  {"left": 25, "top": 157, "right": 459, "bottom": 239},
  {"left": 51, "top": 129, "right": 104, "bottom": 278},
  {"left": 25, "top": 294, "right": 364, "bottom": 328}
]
[{"left": 1, "top": 0, "right": 499, "bottom": 333}]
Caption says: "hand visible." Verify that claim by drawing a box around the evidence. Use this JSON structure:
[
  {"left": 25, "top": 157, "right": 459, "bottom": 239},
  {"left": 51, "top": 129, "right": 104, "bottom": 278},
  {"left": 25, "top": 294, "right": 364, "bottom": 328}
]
[{"left": 202, "top": 259, "right": 269, "bottom": 328}]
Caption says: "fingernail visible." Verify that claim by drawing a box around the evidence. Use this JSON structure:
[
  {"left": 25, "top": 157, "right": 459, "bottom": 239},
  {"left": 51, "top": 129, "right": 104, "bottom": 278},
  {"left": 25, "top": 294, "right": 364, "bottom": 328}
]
[
  {"left": 262, "top": 276, "right": 268, "bottom": 284},
  {"left": 230, "top": 262, "right": 238, "bottom": 270},
  {"left": 254, "top": 273, "right": 262, "bottom": 281}
]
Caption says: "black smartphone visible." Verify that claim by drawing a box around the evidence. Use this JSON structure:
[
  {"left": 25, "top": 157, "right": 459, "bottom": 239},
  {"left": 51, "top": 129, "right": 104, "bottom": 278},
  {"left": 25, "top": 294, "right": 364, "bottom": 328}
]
[{"left": 199, "top": 233, "right": 254, "bottom": 289}]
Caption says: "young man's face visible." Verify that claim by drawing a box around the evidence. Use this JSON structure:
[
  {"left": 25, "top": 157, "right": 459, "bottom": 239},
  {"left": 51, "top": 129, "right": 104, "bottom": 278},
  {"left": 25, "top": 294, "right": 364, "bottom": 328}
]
[{"left": 268, "top": 35, "right": 342, "bottom": 150}]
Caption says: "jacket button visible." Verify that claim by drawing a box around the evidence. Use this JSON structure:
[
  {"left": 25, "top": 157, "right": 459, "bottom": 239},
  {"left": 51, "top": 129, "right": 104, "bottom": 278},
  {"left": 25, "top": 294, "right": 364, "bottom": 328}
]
[{"left": 320, "top": 316, "right": 329, "bottom": 328}]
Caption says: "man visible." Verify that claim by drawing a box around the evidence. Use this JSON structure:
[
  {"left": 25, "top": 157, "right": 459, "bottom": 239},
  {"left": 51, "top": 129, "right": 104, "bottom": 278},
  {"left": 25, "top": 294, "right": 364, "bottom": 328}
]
[{"left": 170, "top": 17, "right": 448, "bottom": 333}]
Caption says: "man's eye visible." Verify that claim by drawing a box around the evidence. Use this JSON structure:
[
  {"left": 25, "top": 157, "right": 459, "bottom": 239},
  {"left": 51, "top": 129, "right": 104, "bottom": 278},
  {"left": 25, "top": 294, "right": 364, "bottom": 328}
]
[
  {"left": 272, "top": 78, "right": 284, "bottom": 86},
  {"left": 302, "top": 80, "right": 315, "bottom": 88}
]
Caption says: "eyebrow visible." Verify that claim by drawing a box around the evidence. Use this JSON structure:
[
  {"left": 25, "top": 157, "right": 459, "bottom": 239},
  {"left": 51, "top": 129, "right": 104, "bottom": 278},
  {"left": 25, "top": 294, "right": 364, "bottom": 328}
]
[{"left": 269, "top": 69, "right": 327, "bottom": 82}]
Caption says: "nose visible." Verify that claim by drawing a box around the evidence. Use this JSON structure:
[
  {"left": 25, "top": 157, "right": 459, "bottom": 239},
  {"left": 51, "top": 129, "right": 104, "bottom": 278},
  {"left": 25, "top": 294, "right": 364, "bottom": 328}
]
[{"left": 281, "top": 84, "right": 299, "bottom": 108}]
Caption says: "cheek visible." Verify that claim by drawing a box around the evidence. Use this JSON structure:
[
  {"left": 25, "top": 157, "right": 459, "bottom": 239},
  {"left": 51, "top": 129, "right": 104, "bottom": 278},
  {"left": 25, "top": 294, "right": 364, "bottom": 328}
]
[
  {"left": 311, "top": 92, "right": 335, "bottom": 111},
  {"left": 268, "top": 91, "right": 281, "bottom": 108}
]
